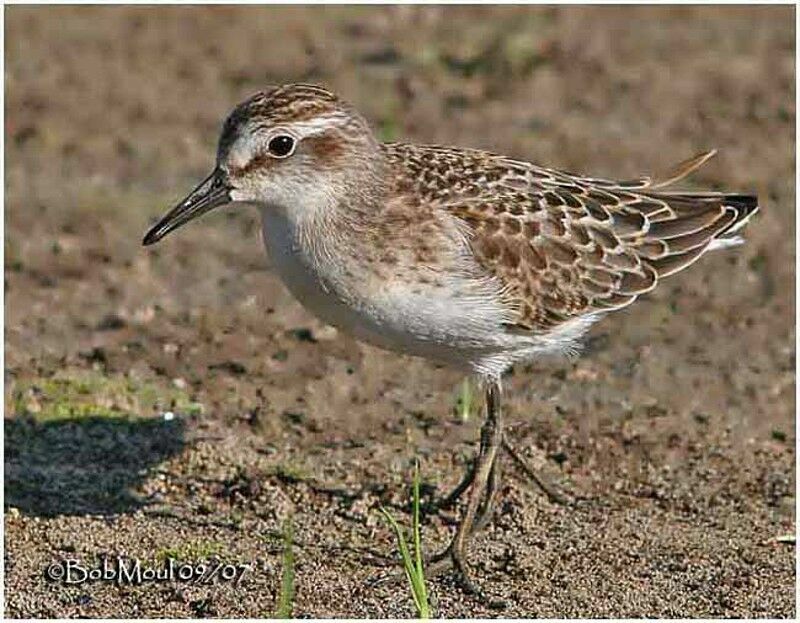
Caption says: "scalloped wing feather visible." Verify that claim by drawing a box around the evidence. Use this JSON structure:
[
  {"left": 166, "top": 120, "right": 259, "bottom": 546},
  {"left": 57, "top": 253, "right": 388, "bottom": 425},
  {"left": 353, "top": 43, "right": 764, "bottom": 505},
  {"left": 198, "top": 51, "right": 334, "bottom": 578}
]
[{"left": 385, "top": 144, "right": 758, "bottom": 334}]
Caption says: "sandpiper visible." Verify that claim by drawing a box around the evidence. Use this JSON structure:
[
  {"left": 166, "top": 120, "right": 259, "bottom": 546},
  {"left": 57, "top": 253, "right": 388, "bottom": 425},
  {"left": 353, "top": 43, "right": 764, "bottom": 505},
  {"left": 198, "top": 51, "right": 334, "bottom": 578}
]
[{"left": 143, "top": 83, "right": 758, "bottom": 602}]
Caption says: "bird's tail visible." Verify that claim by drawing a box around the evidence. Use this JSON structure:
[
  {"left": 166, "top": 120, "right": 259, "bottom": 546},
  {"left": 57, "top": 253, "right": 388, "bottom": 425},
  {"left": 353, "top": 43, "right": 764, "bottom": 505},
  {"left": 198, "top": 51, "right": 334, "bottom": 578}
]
[{"left": 661, "top": 192, "right": 759, "bottom": 252}]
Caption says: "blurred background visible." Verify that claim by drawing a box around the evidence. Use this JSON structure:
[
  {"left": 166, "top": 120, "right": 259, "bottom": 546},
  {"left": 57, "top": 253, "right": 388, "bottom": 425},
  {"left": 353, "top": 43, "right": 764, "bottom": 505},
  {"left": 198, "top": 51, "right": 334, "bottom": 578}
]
[{"left": 4, "top": 5, "right": 795, "bottom": 618}]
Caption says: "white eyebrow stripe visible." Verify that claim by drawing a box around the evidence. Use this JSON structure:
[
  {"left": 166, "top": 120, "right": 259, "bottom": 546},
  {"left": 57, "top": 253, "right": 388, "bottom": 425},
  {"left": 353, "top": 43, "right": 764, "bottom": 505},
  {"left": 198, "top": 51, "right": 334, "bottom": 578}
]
[{"left": 288, "top": 113, "right": 351, "bottom": 137}]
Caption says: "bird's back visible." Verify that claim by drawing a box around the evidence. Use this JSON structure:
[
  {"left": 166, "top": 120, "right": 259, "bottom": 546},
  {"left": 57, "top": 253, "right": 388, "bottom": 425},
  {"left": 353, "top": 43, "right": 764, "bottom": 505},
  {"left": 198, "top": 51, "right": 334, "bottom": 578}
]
[{"left": 385, "top": 143, "right": 758, "bottom": 335}]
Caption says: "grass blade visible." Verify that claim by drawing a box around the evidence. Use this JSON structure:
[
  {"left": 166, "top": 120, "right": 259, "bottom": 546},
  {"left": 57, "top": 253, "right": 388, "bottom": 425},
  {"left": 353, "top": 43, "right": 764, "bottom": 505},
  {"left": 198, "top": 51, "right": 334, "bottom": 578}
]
[
  {"left": 412, "top": 461, "right": 429, "bottom": 617},
  {"left": 458, "top": 378, "right": 474, "bottom": 422},
  {"left": 379, "top": 507, "right": 422, "bottom": 613},
  {"left": 273, "top": 516, "right": 295, "bottom": 619},
  {"left": 378, "top": 461, "right": 431, "bottom": 618}
]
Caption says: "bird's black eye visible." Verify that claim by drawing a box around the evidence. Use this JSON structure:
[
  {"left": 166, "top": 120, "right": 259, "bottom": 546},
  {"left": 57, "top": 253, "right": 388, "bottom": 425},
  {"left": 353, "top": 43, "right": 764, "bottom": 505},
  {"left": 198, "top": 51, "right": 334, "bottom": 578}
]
[{"left": 267, "top": 135, "right": 295, "bottom": 158}]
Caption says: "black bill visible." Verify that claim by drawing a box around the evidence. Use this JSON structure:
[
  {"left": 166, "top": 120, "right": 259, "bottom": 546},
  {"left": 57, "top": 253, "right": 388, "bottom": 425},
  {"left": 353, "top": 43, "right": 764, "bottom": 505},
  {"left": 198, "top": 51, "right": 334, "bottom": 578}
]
[{"left": 142, "top": 169, "right": 231, "bottom": 246}]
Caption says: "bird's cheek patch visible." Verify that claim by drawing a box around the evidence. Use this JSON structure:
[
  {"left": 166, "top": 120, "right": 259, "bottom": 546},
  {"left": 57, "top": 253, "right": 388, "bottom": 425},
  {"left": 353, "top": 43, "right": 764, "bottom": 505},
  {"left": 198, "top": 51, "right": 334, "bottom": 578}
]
[{"left": 304, "top": 133, "right": 345, "bottom": 169}]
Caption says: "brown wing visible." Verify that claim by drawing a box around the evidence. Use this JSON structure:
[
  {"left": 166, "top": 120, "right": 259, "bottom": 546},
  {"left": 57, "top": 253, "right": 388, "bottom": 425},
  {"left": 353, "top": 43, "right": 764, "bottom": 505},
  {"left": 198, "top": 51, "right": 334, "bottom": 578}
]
[{"left": 437, "top": 150, "right": 759, "bottom": 333}]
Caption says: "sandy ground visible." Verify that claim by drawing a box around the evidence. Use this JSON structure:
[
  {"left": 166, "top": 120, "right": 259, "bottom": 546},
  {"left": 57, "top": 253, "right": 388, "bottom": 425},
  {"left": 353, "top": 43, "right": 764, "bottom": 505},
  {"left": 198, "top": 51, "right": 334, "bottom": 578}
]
[{"left": 4, "top": 5, "right": 795, "bottom": 618}]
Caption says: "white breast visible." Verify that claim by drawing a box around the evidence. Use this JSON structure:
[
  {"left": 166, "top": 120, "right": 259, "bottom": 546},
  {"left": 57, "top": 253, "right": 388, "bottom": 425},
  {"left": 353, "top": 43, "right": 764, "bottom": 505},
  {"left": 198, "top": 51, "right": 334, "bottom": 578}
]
[
  {"left": 259, "top": 207, "right": 598, "bottom": 377},
  {"left": 260, "top": 207, "right": 516, "bottom": 367},
  {"left": 259, "top": 208, "right": 391, "bottom": 346}
]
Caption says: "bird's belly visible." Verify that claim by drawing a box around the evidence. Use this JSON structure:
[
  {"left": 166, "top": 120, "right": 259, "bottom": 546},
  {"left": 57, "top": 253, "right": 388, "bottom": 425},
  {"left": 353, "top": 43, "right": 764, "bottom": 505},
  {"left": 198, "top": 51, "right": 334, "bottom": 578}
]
[{"left": 260, "top": 213, "right": 509, "bottom": 368}]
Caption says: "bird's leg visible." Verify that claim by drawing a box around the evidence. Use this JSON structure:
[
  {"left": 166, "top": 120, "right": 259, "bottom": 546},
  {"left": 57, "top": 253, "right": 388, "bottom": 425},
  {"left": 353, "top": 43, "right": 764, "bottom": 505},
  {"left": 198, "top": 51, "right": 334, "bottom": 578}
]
[
  {"left": 436, "top": 414, "right": 569, "bottom": 512},
  {"left": 375, "top": 393, "right": 568, "bottom": 602},
  {"left": 448, "top": 381, "right": 503, "bottom": 604},
  {"left": 470, "top": 450, "right": 503, "bottom": 535},
  {"left": 367, "top": 414, "right": 495, "bottom": 581},
  {"left": 502, "top": 434, "right": 572, "bottom": 505},
  {"left": 423, "top": 461, "right": 482, "bottom": 566},
  {"left": 425, "top": 381, "right": 506, "bottom": 607}
]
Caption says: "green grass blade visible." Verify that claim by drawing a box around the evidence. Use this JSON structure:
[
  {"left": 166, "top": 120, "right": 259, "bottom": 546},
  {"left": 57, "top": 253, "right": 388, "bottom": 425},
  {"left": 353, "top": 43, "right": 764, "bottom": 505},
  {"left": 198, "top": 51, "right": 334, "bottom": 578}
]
[
  {"left": 458, "top": 378, "right": 474, "bottom": 422},
  {"left": 411, "top": 461, "right": 430, "bottom": 618},
  {"left": 378, "top": 461, "right": 431, "bottom": 619},
  {"left": 273, "top": 516, "right": 295, "bottom": 619},
  {"left": 379, "top": 507, "right": 422, "bottom": 613}
]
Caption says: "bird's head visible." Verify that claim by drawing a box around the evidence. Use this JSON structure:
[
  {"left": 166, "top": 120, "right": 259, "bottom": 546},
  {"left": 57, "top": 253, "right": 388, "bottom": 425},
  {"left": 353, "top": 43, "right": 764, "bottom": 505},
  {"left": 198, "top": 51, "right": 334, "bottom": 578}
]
[{"left": 143, "top": 84, "right": 381, "bottom": 246}]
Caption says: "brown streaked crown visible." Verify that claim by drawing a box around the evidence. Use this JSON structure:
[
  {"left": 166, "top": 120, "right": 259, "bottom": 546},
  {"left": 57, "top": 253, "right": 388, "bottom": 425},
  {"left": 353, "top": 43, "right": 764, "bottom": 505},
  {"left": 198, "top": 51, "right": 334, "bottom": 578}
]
[
  {"left": 219, "top": 84, "right": 364, "bottom": 151},
  {"left": 228, "top": 84, "right": 341, "bottom": 127}
]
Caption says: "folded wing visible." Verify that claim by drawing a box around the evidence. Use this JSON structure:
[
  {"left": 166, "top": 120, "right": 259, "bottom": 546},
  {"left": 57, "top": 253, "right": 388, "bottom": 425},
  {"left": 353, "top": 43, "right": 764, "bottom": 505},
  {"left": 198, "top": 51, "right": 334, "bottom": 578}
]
[{"left": 445, "top": 150, "right": 759, "bottom": 332}]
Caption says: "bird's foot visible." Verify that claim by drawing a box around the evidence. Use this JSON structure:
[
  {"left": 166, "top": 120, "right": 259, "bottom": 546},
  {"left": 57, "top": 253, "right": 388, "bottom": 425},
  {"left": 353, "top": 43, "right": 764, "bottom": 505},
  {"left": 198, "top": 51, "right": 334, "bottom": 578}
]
[{"left": 425, "top": 540, "right": 507, "bottom": 610}]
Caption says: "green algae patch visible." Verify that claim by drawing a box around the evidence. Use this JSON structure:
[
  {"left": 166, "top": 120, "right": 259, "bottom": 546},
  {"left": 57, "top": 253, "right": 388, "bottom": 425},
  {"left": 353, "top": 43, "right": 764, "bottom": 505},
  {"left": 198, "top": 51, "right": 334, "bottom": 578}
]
[
  {"left": 155, "top": 540, "right": 225, "bottom": 564},
  {"left": 10, "top": 371, "right": 203, "bottom": 422}
]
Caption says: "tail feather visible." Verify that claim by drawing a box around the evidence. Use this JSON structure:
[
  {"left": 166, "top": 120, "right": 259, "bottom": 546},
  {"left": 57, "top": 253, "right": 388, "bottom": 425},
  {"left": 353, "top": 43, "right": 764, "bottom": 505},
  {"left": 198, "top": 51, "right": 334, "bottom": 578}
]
[
  {"left": 635, "top": 191, "right": 759, "bottom": 278},
  {"left": 716, "top": 194, "right": 759, "bottom": 236},
  {"left": 573, "top": 150, "right": 759, "bottom": 321}
]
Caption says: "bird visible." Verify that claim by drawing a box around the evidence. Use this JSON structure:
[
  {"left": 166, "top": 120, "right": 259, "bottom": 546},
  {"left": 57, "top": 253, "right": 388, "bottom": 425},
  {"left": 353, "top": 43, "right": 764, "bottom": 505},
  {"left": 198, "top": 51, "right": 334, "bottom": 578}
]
[{"left": 143, "top": 83, "right": 758, "bottom": 603}]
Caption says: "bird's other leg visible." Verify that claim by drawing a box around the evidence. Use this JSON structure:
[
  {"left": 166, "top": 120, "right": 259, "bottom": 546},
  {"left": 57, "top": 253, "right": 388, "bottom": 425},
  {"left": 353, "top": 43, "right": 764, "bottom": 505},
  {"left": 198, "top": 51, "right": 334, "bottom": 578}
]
[
  {"left": 502, "top": 434, "right": 572, "bottom": 505},
  {"left": 422, "top": 457, "right": 500, "bottom": 568},
  {"left": 437, "top": 406, "right": 570, "bottom": 510},
  {"left": 432, "top": 455, "right": 476, "bottom": 511},
  {"left": 369, "top": 389, "right": 499, "bottom": 582}
]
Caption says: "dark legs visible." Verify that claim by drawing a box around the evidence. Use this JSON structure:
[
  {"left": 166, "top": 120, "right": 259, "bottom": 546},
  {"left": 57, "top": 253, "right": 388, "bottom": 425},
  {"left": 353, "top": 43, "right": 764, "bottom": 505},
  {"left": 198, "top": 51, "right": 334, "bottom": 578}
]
[
  {"left": 448, "top": 382, "right": 504, "bottom": 598},
  {"left": 436, "top": 432, "right": 567, "bottom": 513},
  {"left": 471, "top": 446, "right": 503, "bottom": 535},
  {"left": 373, "top": 381, "right": 569, "bottom": 604},
  {"left": 425, "top": 381, "right": 505, "bottom": 606},
  {"left": 502, "top": 435, "right": 571, "bottom": 505},
  {"left": 428, "top": 381, "right": 570, "bottom": 606}
]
